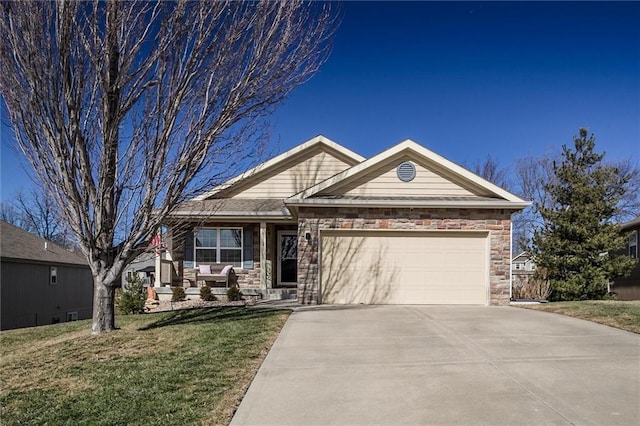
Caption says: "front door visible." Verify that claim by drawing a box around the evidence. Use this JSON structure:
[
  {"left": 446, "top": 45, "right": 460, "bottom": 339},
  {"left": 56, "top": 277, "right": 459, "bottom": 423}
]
[{"left": 277, "top": 231, "right": 298, "bottom": 286}]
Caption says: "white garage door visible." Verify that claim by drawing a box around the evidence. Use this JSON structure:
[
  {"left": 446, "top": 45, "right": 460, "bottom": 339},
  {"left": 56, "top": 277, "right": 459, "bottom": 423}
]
[{"left": 321, "top": 231, "right": 488, "bottom": 305}]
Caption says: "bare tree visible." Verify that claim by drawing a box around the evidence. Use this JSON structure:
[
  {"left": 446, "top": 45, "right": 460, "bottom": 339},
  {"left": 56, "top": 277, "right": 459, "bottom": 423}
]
[
  {"left": 512, "top": 150, "right": 639, "bottom": 252},
  {"left": 463, "top": 155, "right": 522, "bottom": 252},
  {"left": 13, "top": 191, "right": 58, "bottom": 240},
  {"left": 1, "top": 0, "right": 338, "bottom": 333},
  {"left": 512, "top": 153, "right": 557, "bottom": 251},
  {"left": 470, "top": 155, "right": 511, "bottom": 190},
  {"left": 612, "top": 158, "right": 640, "bottom": 223},
  {"left": 7, "top": 189, "right": 76, "bottom": 248},
  {"left": 0, "top": 201, "right": 25, "bottom": 227}
]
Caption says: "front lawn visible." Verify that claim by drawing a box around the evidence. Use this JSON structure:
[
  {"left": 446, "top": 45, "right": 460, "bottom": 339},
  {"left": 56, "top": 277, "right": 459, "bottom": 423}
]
[
  {"left": 518, "top": 300, "right": 640, "bottom": 334},
  {"left": 0, "top": 307, "right": 290, "bottom": 425}
]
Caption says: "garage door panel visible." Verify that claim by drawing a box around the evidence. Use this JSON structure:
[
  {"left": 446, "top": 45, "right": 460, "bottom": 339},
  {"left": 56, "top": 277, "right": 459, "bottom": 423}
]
[
  {"left": 321, "top": 231, "right": 487, "bottom": 305},
  {"left": 322, "top": 235, "right": 396, "bottom": 304}
]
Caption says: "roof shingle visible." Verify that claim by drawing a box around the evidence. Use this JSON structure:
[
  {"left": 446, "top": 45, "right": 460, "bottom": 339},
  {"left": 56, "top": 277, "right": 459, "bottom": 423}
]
[
  {"left": 168, "top": 198, "right": 291, "bottom": 218},
  {"left": 0, "top": 221, "right": 87, "bottom": 266}
]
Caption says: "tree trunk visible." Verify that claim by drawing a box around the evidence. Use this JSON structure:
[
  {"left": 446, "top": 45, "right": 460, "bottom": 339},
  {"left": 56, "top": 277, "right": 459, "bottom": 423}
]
[{"left": 92, "top": 278, "right": 116, "bottom": 334}]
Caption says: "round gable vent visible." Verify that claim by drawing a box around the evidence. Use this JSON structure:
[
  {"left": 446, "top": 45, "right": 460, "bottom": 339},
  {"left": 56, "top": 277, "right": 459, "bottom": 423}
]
[{"left": 396, "top": 161, "right": 416, "bottom": 182}]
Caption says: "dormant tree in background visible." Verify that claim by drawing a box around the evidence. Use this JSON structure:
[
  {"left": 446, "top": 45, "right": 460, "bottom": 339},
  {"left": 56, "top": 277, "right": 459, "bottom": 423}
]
[
  {"left": 0, "top": 189, "right": 75, "bottom": 248},
  {"left": 1, "top": 0, "right": 338, "bottom": 333},
  {"left": 0, "top": 202, "right": 22, "bottom": 228},
  {"left": 470, "top": 155, "right": 511, "bottom": 191},
  {"left": 612, "top": 158, "right": 640, "bottom": 223},
  {"left": 511, "top": 153, "right": 557, "bottom": 252},
  {"left": 465, "top": 155, "right": 521, "bottom": 251},
  {"left": 513, "top": 150, "right": 639, "bottom": 253},
  {"left": 467, "top": 147, "right": 638, "bottom": 255}
]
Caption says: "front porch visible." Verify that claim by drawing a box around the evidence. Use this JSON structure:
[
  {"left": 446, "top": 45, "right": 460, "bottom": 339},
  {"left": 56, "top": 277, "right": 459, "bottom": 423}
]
[{"left": 155, "top": 219, "right": 301, "bottom": 301}]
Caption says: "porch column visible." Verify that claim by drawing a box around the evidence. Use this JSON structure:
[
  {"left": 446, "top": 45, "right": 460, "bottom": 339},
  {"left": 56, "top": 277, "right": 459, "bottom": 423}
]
[
  {"left": 154, "top": 250, "right": 161, "bottom": 286},
  {"left": 260, "top": 222, "right": 267, "bottom": 290}
]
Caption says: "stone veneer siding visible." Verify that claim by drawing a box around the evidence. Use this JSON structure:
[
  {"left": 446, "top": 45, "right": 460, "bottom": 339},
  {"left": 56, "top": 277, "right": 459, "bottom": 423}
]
[
  {"left": 228, "top": 223, "right": 261, "bottom": 289},
  {"left": 170, "top": 222, "right": 263, "bottom": 289},
  {"left": 172, "top": 222, "right": 298, "bottom": 290},
  {"left": 296, "top": 207, "right": 515, "bottom": 306}
]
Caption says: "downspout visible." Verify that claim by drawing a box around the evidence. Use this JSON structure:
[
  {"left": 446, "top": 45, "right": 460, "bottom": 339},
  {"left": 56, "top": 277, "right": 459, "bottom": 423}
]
[{"left": 509, "top": 219, "right": 513, "bottom": 301}]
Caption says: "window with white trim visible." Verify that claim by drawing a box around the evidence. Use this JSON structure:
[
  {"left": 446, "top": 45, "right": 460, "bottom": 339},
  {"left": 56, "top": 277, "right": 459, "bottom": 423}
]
[
  {"left": 195, "top": 228, "right": 242, "bottom": 267},
  {"left": 50, "top": 267, "right": 57, "bottom": 285},
  {"left": 629, "top": 230, "right": 638, "bottom": 259}
]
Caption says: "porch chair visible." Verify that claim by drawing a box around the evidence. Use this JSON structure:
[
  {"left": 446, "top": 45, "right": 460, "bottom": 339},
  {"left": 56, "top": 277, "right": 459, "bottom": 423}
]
[{"left": 196, "top": 264, "right": 237, "bottom": 288}]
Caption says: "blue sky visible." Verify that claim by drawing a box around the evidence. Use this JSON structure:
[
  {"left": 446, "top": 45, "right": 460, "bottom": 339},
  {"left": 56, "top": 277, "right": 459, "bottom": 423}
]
[
  {"left": 270, "top": 1, "right": 639, "bottom": 163},
  {"left": 2, "top": 1, "right": 639, "bottom": 201}
]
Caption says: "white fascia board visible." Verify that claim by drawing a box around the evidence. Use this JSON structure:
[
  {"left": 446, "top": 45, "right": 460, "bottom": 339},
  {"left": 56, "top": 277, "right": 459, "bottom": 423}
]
[
  {"left": 512, "top": 251, "right": 530, "bottom": 261},
  {"left": 192, "top": 135, "right": 365, "bottom": 201},
  {"left": 285, "top": 198, "right": 531, "bottom": 210},
  {"left": 292, "top": 139, "right": 529, "bottom": 204}
]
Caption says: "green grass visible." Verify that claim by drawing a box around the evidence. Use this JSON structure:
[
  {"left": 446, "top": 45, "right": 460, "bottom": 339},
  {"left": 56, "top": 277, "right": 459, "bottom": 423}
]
[
  {"left": 518, "top": 300, "right": 640, "bottom": 334},
  {"left": 0, "top": 307, "right": 290, "bottom": 425}
]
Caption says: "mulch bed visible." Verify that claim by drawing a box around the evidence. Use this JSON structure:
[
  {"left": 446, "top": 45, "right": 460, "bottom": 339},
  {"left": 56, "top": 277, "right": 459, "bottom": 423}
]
[{"left": 144, "top": 299, "right": 247, "bottom": 313}]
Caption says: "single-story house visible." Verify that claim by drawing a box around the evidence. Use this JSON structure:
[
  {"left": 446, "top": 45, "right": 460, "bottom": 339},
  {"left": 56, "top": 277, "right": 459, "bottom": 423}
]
[
  {"left": 610, "top": 217, "right": 640, "bottom": 300},
  {"left": 156, "top": 136, "right": 530, "bottom": 305},
  {"left": 511, "top": 251, "right": 546, "bottom": 300},
  {"left": 121, "top": 251, "right": 156, "bottom": 288},
  {"left": 512, "top": 252, "right": 536, "bottom": 274},
  {"left": 1, "top": 221, "right": 93, "bottom": 330}
]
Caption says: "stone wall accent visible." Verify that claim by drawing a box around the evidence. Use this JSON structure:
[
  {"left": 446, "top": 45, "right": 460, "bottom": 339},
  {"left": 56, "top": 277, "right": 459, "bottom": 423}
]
[
  {"left": 168, "top": 222, "right": 263, "bottom": 289},
  {"left": 237, "top": 223, "right": 261, "bottom": 289},
  {"left": 297, "top": 207, "right": 515, "bottom": 306},
  {"left": 165, "top": 221, "right": 302, "bottom": 291},
  {"left": 236, "top": 263, "right": 261, "bottom": 289}
]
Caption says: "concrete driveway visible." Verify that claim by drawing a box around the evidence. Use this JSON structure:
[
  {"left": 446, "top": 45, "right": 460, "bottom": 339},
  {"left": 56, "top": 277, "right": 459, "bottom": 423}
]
[{"left": 231, "top": 305, "right": 640, "bottom": 425}]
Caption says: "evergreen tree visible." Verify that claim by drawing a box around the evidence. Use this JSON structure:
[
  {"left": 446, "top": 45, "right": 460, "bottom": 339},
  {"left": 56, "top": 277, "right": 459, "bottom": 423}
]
[
  {"left": 118, "top": 274, "right": 146, "bottom": 315},
  {"left": 532, "top": 129, "right": 635, "bottom": 300}
]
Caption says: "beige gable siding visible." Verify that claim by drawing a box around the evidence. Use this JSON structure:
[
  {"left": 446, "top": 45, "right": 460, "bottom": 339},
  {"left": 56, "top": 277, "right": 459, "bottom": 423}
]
[
  {"left": 228, "top": 149, "right": 353, "bottom": 199},
  {"left": 321, "top": 160, "right": 480, "bottom": 197}
]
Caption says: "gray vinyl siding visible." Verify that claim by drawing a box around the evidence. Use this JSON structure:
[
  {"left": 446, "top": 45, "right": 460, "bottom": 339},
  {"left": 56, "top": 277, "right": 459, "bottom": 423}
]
[
  {"left": 611, "top": 223, "right": 640, "bottom": 300},
  {"left": 1, "top": 260, "right": 93, "bottom": 330},
  {"left": 121, "top": 254, "right": 156, "bottom": 287}
]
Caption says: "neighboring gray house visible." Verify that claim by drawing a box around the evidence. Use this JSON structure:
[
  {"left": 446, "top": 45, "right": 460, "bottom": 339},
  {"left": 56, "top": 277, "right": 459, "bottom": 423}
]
[
  {"left": 610, "top": 217, "right": 640, "bottom": 300},
  {"left": 512, "top": 252, "right": 536, "bottom": 274},
  {"left": 1, "top": 221, "right": 93, "bottom": 330},
  {"left": 511, "top": 251, "right": 543, "bottom": 300},
  {"left": 121, "top": 251, "right": 156, "bottom": 288}
]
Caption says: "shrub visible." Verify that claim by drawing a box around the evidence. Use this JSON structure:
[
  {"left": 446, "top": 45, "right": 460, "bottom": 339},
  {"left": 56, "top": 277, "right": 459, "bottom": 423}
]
[
  {"left": 118, "top": 274, "right": 146, "bottom": 314},
  {"left": 512, "top": 274, "right": 551, "bottom": 300},
  {"left": 226, "top": 285, "right": 243, "bottom": 302},
  {"left": 200, "top": 285, "right": 216, "bottom": 301},
  {"left": 172, "top": 287, "right": 186, "bottom": 302}
]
